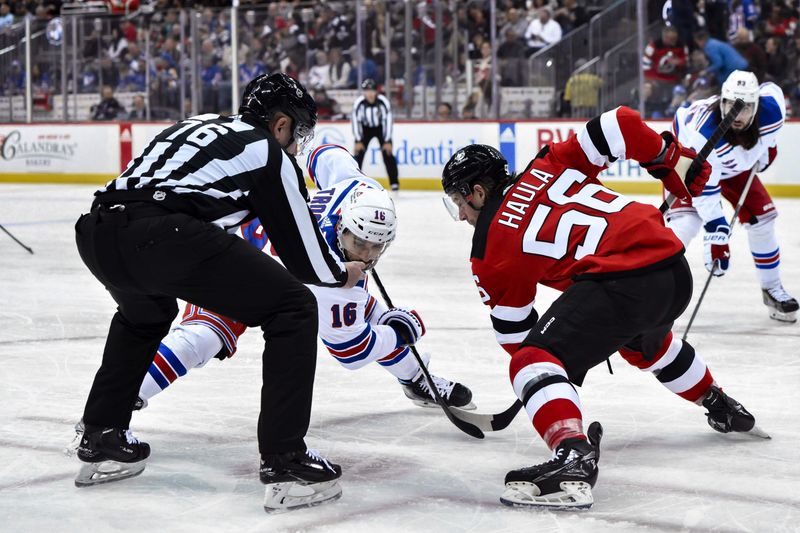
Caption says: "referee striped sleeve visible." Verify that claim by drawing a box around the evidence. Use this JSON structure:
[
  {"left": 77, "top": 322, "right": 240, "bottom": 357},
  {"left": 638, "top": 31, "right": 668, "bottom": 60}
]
[
  {"left": 379, "top": 95, "right": 393, "bottom": 142},
  {"left": 351, "top": 96, "right": 365, "bottom": 142}
]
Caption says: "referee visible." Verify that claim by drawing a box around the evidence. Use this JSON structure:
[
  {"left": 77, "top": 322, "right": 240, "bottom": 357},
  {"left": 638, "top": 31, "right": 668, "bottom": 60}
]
[
  {"left": 73, "top": 73, "right": 364, "bottom": 489},
  {"left": 351, "top": 78, "right": 399, "bottom": 191}
]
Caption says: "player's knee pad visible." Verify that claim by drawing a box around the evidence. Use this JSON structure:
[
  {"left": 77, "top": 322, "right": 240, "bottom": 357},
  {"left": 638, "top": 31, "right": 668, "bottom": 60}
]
[
  {"left": 165, "top": 323, "right": 226, "bottom": 369},
  {"left": 665, "top": 208, "right": 702, "bottom": 247},
  {"left": 744, "top": 211, "right": 778, "bottom": 238}
]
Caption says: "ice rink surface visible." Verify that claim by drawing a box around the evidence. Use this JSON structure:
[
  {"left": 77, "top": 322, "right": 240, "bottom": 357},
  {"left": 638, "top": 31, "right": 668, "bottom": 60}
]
[{"left": 1, "top": 184, "right": 799, "bottom": 533}]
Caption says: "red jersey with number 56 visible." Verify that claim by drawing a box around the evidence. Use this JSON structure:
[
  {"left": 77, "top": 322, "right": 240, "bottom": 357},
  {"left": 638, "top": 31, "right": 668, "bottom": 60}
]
[{"left": 471, "top": 106, "right": 684, "bottom": 354}]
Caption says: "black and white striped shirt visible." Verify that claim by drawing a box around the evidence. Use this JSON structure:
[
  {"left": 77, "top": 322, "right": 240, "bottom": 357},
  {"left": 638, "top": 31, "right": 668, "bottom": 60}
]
[
  {"left": 351, "top": 94, "right": 393, "bottom": 143},
  {"left": 97, "top": 113, "right": 347, "bottom": 287}
]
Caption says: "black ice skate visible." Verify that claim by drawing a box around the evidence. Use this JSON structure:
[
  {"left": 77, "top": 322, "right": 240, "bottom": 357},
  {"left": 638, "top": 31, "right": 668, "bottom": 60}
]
[
  {"left": 260, "top": 448, "right": 343, "bottom": 512},
  {"left": 74, "top": 427, "right": 151, "bottom": 487},
  {"left": 762, "top": 286, "right": 799, "bottom": 323},
  {"left": 702, "top": 385, "right": 770, "bottom": 439},
  {"left": 500, "top": 421, "right": 603, "bottom": 510},
  {"left": 65, "top": 397, "right": 148, "bottom": 457},
  {"left": 399, "top": 372, "right": 475, "bottom": 410}
]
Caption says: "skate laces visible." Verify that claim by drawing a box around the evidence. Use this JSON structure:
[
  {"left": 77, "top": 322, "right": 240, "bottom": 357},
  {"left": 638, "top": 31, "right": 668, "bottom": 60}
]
[
  {"left": 418, "top": 374, "right": 455, "bottom": 399},
  {"left": 305, "top": 448, "right": 334, "bottom": 471},
  {"left": 766, "top": 286, "right": 795, "bottom": 302},
  {"left": 123, "top": 429, "right": 140, "bottom": 445}
]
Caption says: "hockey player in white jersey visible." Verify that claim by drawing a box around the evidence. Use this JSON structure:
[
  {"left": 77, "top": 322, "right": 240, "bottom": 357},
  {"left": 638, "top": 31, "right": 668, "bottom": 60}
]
[
  {"left": 668, "top": 70, "right": 798, "bottom": 322},
  {"left": 69, "top": 144, "right": 474, "bottom": 510}
]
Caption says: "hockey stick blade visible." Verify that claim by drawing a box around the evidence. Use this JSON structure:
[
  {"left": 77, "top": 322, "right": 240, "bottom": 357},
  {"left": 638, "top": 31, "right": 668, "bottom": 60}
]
[
  {"left": 450, "top": 399, "right": 524, "bottom": 432},
  {"left": 659, "top": 97, "right": 745, "bottom": 214},
  {"left": 371, "top": 269, "right": 485, "bottom": 439}
]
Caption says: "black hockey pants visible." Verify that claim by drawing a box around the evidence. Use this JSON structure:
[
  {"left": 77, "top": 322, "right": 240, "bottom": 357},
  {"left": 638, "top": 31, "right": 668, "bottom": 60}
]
[
  {"left": 75, "top": 202, "right": 319, "bottom": 455},
  {"left": 521, "top": 256, "right": 693, "bottom": 386}
]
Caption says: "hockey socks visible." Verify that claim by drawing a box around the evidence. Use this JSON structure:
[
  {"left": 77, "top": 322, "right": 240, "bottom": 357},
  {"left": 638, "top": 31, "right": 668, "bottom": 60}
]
[
  {"left": 510, "top": 346, "right": 585, "bottom": 449},
  {"left": 619, "top": 332, "right": 713, "bottom": 403}
]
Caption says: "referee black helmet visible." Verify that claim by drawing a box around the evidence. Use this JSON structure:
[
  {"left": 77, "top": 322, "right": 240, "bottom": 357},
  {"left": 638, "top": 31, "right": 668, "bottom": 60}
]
[{"left": 240, "top": 73, "right": 317, "bottom": 149}]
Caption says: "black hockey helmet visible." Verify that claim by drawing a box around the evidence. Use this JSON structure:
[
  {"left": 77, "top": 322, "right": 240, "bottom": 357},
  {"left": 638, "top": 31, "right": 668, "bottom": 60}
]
[
  {"left": 239, "top": 72, "right": 317, "bottom": 150},
  {"left": 361, "top": 78, "right": 377, "bottom": 91},
  {"left": 441, "top": 144, "right": 509, "bottom": 198}
]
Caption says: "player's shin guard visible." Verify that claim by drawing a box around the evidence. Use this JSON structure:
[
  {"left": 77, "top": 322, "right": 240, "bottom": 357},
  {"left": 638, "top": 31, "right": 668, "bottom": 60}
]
[
  {"left": 510, "top": 346, "right": 585, "bottom": 449},
  {"left": 619, "top": 332, "right": 714, "bottom": 403}
]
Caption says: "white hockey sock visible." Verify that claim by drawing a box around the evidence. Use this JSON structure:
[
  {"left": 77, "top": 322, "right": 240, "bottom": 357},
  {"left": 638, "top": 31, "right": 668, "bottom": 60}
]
[
  {"left": 746, "top": 216, "right": 781, "bottom": 289},
  {"left": 138, "top": 323, "right": 224, "bottom": 401},
  {"left": 378, "top": 347, "right": 420, "bottom": 382}
]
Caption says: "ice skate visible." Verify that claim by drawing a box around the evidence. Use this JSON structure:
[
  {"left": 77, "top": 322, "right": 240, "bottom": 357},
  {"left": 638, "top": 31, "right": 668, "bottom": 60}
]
[
  {"left": 400, "top": 371, "right": 475, "bottom": 410},
  {"left": 75, "top": 427, "right": 150, "bottom": 487},
  {"left": 65, "top": 397, "right": 148, "bottom": 457},
  {"left": 762, "top": 286, "right": 798, "bottom": 323},
  {"left": 260, "top": 448, "right": 343, "bottom": 512},
  {"left": 501, "top": 421, "right": 603, "bottom": 510},
  {"left": 702, "top": 385, "right": 770, "bottom": 439}
]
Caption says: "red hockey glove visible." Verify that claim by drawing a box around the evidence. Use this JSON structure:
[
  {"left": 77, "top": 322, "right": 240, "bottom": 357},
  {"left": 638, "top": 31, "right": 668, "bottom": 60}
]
[
  {"left": 703, "top": 217, "right": 731, "bottom": 276},
  {"left": 641, "top": 131, "right": 711, "bottom": 205}
]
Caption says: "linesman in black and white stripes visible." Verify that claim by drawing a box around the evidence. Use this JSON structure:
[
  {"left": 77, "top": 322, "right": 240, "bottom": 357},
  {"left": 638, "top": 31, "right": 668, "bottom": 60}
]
[
  {"left": 351, "top": 78, "right": 400, "bottom": 190},
  {"left": 73, "top": 73, "right": 363, "bottom": 491}
]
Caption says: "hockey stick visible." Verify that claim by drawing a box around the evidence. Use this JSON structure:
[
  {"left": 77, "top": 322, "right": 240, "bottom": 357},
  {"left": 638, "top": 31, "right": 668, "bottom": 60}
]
[
  {"left": 0, "top": 223, "right": 34, "bottom": 254},
  {"left": 682, "top": 165, "right": 758, "bottom": 341},
  {"left": 370, "top": 269, "right": 485, "bottom": 439},
  {"left": 659, "top": 98, "right": 745, "bottom": 215}
]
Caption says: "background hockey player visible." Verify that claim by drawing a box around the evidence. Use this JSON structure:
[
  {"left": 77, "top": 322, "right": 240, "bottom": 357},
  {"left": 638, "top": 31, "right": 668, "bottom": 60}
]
[
  {"left": 440, "top": 107, "right": 767, "bottom": 510},
  {"left": 72, "top": 73, "right": 364, "bottom": 504},
  {"left": 668, "top": 70, "right": 798, "bottom": 323}
]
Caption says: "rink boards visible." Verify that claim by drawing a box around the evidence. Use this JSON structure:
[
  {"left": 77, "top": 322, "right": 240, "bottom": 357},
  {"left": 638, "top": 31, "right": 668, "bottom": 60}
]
[{"left": 1, "top": 119, "right": 799, "bottom": 196}]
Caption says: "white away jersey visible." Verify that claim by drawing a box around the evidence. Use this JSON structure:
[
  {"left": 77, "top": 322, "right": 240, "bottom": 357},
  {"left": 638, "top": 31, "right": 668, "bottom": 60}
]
[
  {"left": 240, "top": 144, "right": 411, "bottom": 370},
  {"left": 673, "top": 82, "right": 784, "bottom": 187}
]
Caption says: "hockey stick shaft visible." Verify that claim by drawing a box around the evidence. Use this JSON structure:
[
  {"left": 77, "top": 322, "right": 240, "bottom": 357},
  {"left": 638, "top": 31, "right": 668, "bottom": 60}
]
[
  {"left": 370, "top": 269, "right": 485, "bottom": 439},
  {"left": 682, "top": 165, "right": 758, "bottom": 341},
  {"left": 659, "top": 98, "right": 745, "bottom": 214},
  {"left": 0, "top": 223, "right": 34, "bottom": 254}
]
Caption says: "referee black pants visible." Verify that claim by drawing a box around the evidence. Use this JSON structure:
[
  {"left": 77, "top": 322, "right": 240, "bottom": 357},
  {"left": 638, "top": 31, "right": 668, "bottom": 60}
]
[
  {"left": 75, "top": 204, "right": 318, "bottom": 455},
  {"left": 354, "top": 126, "right": 399, "bottom": 189}
]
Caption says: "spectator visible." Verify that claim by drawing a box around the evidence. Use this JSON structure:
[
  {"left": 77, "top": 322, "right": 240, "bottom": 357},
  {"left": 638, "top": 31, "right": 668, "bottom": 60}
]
[
  {"left": 125, "top": 41, "right": 145, "bottom": 74},
  {"left": 664, "top": 83, "right": 688, "bottom": 117},
  {"left": 524, "top": 7, "right": 562, "bottom": 56},
  {"left": 562, "top": 58, "right": 602, "bottom": 117},
  {"left": 554, "top": 0, "right": 589, "bottom": 34},
  {"left": 668, "top": 0, "right": 698, "bottom": 48},
  {"left": 200, "top": 55, "right": 223, "bottom": 113},
  {"left": 462, "top": 104, "right": 477, "bottom": 120},
  {"left": 764, "top": 37, "right": 789, "bottom": 88},
  {"left": 498, "top": 28, "right": 528, "bottom": 86},
  {"left": 764, "top": 4, "right": 797, "bottom": 39},
  {"left": 239, "top": 51, "right": 266, "bottom": 86},
  {"left": 307, "top": 50, "right": 331, "bottom": 89},
  {"left": 118, "top": 62, "right": 145, "bottom": 92},
  {"left": 328, "top": 47, "right": 352, "bottom": 89},
  {"left": 500, "top": 7, "right": 529, "bottom": 38},
  {"left": 127, "top": 94, "right": 147, "bottom": 120},
  {"left": 91, "top": 85, "right": 125, "bottom": 121},
  {"left": 99, "top": 56, "right": 120, "bottom": 90},
  {"left": 693, "top": 29, "right": 748, "bottom": 83},
  {"left": 733, "top": 27, "right": 766, "bottom": 82},
  {"left": 313, "top": 88, "right": 340, "bottom": 119},
  {"left": 347, "top": 46, "right": 379, "bottom": 88},
  {"left": 437, "top": 102, "right": 453, "bottom": 120},
  {"left": 107, "top": 26, "right": 129, "bottom": 61},
  {"left": 643, "top": 26, "right": 689, "bottom": 105},
  {"left": 728, "top": 0, "right": 758, "bottom": 42},
  {"left": 704, "top": 0, "right": 729, "bottom": 41},
  {"left": 0, "top": 3, "right": 14, "bottom": 28},
  {"left": 474, "top": 40, "right": 494, "bottom": 106}
]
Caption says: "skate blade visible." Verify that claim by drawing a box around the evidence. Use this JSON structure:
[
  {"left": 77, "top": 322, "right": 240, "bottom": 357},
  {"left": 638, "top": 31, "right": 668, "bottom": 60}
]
[
  {"left": 263, "top": 480, "right": 342, "bottom": 513},
  {"left": 746, "top": 425, "right": 771, "bottom": 439},
  {"left": 74, "top": 459, "right": 146, "bottom": 487},
  {"left": 500, "top": 481, "right": 594, "bottom": 510},
  {"left": 768, "top": 309, "right": 797, "bottom": 323},
  {"left": 411, "top": 399, "right": 477, "bottom": 410}
]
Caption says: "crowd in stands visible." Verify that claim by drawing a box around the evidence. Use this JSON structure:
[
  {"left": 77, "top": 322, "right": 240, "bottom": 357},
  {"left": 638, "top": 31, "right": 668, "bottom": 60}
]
[
  {"left": 0, "top": 0, "right": 602, "bottom": 120},
  {"left": 641, "top": 0, "right": 800, "bottom": 118}
]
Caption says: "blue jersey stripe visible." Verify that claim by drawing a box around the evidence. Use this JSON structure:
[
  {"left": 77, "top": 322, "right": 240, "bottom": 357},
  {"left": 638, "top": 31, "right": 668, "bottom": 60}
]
[
  {"left": 323, "top": 323, "right": 372, "bottom": 350},
  {"left": 752, "top": 249, "right": 779, "bottom": 258}
]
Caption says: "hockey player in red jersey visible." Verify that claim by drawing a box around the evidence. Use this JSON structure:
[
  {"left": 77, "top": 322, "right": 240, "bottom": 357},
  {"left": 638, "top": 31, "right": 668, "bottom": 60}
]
[{"left": 441, "top": 106, "right": 768, "bottom": 510}]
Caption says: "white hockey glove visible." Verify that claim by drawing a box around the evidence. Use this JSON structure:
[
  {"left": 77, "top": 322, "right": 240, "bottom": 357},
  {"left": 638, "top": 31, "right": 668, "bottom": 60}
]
[
  {"left": 703, "top": 217, "right": 731, "bottom": 276},
  {"left": 378, "top": 307, "right": 426, "bottom": 347}
]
